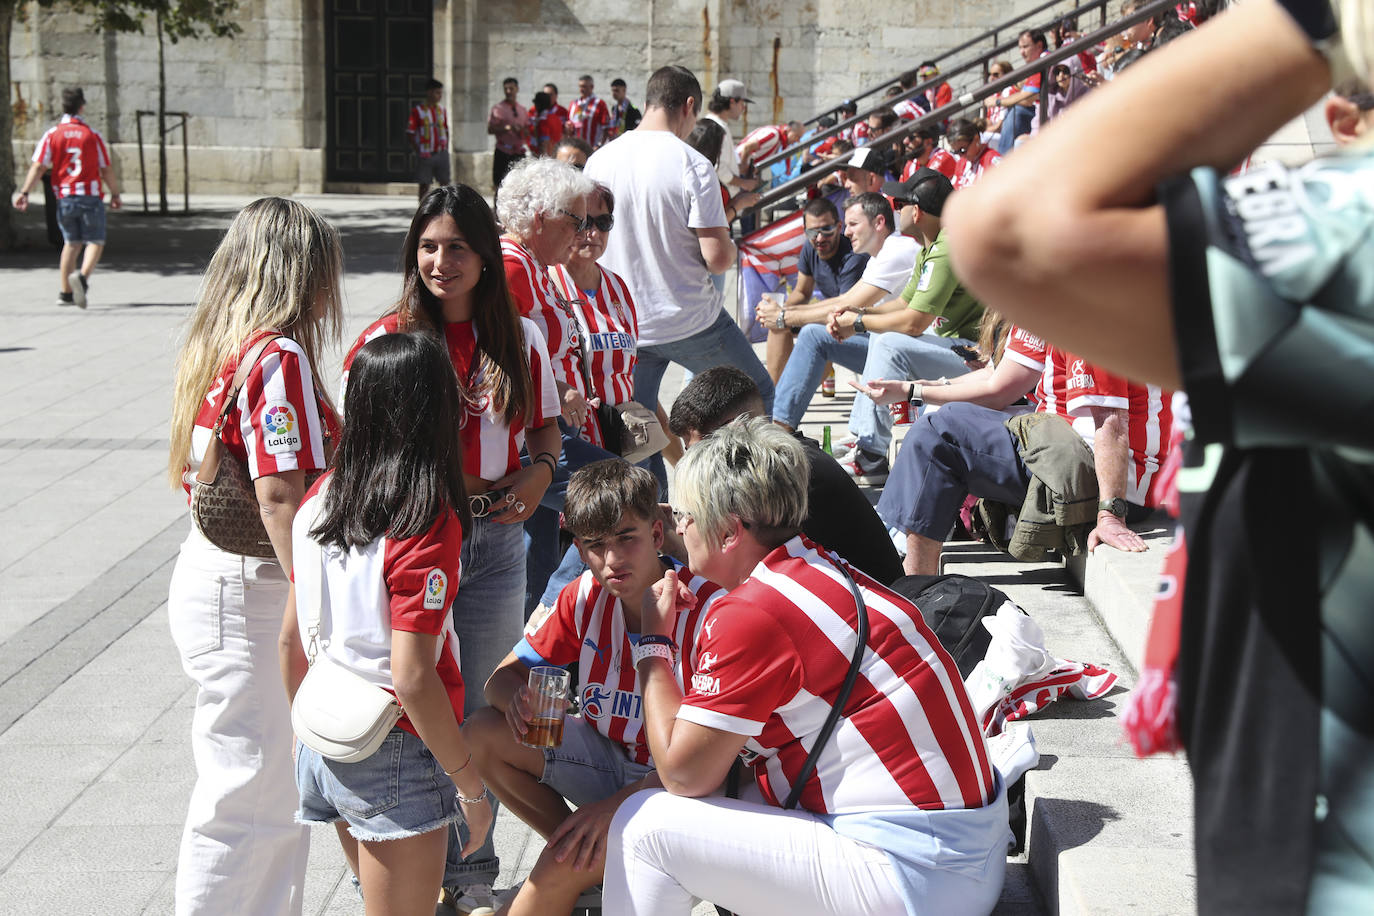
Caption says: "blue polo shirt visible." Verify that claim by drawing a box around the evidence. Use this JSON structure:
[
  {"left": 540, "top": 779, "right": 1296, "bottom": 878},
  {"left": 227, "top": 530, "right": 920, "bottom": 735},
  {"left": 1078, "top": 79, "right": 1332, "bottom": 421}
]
[{"left": 797, "top": 235, "right": 868, "bottom": 300}]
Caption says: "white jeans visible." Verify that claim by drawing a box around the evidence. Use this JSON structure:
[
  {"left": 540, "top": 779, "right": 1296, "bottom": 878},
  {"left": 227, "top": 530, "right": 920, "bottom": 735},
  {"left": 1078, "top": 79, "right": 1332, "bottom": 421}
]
[
  {"left": 168, "top": 528, "right": 309, "bottom": 915},
  {"left": 604, "top": 789, "right": 907, "bottom": 916}
]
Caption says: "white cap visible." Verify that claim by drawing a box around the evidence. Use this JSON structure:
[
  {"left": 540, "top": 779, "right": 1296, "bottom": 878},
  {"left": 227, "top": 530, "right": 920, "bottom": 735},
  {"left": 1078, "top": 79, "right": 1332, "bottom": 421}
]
[{"left": 717, "top": 79, "right": 755, "bottom": 103}]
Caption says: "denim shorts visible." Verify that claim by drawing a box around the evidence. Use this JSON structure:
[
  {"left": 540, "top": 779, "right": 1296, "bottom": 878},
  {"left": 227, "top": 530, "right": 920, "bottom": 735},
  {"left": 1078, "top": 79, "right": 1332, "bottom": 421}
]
[
  {"left": 296, "top": 728, "right": 461, "bottom": 841},
  {"left": 540, "top": 715, "right": 655, "bottom": 807},
  {"left": 56, "top": 195, "right": 106, "bottom": 244}
]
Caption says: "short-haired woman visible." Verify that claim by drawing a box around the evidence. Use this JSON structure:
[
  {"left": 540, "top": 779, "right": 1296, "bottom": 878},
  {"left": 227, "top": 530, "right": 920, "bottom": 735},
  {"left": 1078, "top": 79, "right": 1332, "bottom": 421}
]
[{"left": 606, "top": 418, "right": 1010, "bottom": 915}]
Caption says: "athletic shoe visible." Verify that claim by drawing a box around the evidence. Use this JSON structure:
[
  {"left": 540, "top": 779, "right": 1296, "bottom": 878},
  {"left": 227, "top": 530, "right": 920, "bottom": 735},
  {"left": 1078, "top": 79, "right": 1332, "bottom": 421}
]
[
  {"left": 67, "top": 271, "right": 87, "bottom": 309},
  {"left": 828, "top": 434, "right": 860, "bottom": 462},
  {"left": 840, "top": 450, "right": 889, "bottom": 485},
  {"left": 56, "top": 291, "right": 76, "bottom": 307},
  {"left": 442, "top": 883, "right": 496, "bottom": 916}
]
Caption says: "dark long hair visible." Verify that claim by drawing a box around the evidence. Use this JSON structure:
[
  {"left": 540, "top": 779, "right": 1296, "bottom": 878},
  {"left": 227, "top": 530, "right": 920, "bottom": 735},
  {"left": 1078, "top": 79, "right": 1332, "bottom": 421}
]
[
  {"left": 311, "top": 332, "right": 471, "bottom": 549},
  {"left": 396, "top": 184, "right": 534, "bottom": 427},
  {"left": 685, "top": 119, "right": 726, "bottom": 168}
]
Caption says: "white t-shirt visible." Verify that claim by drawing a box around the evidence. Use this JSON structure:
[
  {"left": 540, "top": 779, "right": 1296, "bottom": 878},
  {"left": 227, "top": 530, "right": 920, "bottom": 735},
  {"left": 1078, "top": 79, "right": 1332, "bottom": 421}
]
[
  {"left": 585, "top": 130, "right": 729, "bottom": 347},
  {"left": 705, "top": 113, "right": 739, "bottom": 185},
  {"left": 858, "top": 232, "right": 921, "bottom": 295}
]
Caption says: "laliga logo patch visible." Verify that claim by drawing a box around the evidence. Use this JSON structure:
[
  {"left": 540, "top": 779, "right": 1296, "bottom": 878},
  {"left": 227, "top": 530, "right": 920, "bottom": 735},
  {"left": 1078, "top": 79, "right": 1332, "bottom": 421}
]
[
  {"left": 423, "top": 569, "right": 447, "bottom": 610},
  {"left": 261, "top": 401, "right": 302, "bottom": 455}
]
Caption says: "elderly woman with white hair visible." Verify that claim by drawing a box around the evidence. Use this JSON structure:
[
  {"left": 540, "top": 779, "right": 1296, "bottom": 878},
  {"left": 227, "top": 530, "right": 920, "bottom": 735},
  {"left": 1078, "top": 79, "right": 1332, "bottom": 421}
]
[
  {"left": 495, "top": 157, "right": 622, "bottom": 611},
  {"left": 606, "top": 418, "right": 1010, "bottom": 916},
  {"left": 943, "top": 0, "right": 1374, "bottom": 911}
]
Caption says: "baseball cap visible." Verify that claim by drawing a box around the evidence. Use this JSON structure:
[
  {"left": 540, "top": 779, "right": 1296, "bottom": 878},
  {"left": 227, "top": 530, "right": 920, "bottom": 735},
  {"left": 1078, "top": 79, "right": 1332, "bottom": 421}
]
[
  {"left": 717, "top": 79, "right": 755, "bottom": 103},
  {"left": 848, "top": 145, "right": 892, "bottom": 177},
  {"left": 882, "top": 167, "right": 949, "bottom": 204}
]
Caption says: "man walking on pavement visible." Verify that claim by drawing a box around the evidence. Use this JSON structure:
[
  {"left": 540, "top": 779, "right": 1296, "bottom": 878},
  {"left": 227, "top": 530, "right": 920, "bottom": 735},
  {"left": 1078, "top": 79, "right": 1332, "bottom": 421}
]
[
  {"left": 14, "top": 86, "right": 121, "bottom": 309},
  {"left": 409, "top": 78, "right": 451, "bottom": 199}
]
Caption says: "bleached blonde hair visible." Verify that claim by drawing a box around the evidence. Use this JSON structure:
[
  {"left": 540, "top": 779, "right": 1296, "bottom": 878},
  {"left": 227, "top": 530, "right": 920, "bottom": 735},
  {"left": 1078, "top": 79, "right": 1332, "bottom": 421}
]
[
  {"left": 1343, "top": 0, "right": 1374, "bottom": 88},
  {"left": 673, "top": 417, "right": 808, "bottom": 551},
  {"left": 167, "top": 197, "right": 343, "bottom": 486}
]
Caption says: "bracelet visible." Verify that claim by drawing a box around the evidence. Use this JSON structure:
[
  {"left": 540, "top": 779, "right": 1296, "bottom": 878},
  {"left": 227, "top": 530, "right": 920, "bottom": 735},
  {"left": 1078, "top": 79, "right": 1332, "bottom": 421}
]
[
  {"left": 774, "top": 306, "right": 787, "bottom": 330},
  {"left": 443, "top": 753, "right": 473, "bottom": 776},
  {"left": 533, "top": 452, "right": 557, "bottom": 481},
  {"left": 633, "top": 642, "right": 675, "bottom": 666},
  {"left": 911, "top": 383, "right": 923, "bottom": 405},
  {"left": 457, "top": 786, "right": 490, "bottom": 805}
]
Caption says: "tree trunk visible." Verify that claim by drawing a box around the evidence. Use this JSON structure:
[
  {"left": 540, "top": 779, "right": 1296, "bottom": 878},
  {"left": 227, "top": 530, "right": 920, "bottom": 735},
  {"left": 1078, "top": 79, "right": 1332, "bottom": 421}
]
[
  {"left": 0, "top": 0, "right": 19, "bottom": 249},
  {"left": 156, "top": 6, "right": 167, "bottom": 213}
]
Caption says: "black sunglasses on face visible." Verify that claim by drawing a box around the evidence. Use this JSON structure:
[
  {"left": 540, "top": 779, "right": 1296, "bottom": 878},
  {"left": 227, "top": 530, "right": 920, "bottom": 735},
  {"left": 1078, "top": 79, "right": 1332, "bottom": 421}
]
[
  {"left": 804, "top": 224, "right": 839, "bottom": 239},
  {"left": 588, "top": 213, "right": 614, "bottom": 233},
  {"left": 557, "top": 208, "right": 593, "bottom": 232}
]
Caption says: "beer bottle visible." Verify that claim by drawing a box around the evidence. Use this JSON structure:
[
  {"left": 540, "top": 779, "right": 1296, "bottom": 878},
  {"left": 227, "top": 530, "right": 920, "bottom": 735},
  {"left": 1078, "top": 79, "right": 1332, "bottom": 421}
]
[{"left": 822, "top": 425, "right": 833, "bottom": 454}]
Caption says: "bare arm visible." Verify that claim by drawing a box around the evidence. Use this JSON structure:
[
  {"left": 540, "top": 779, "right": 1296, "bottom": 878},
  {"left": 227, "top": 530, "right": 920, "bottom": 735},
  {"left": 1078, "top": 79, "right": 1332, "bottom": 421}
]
[
  {"left": 831, "top": 302, "right": 935, "bottom": 338},
  {"left": 489, "top": 421, "right": 561, "bottom": 525},
  {"left": 944, "top": 0, "right": 1331, "bottom": 389},
  {"left": 852, "top": 357, "right": 1040, "bottom": 409},
  {"left": 255, "top": 469, "right": 306, "bottom": 575},
  {"left": 696, "top": 226, "right": 737, "bottom": 274},
  {"left": 1088, "top": 405, "right": 1146, "bottom": 553},
  {"left": 13, "top": 161, "right": 45, "bottom": 210},
  {"left": 278, "top": 583, "right": 308, "bottom": 702}
]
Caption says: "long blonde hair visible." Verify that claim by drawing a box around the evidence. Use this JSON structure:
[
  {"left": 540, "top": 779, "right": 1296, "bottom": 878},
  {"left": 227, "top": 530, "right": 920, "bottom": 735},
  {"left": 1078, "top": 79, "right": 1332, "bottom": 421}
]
[{"left": 167, "top": 197, "right": 343, "bottom": 486}]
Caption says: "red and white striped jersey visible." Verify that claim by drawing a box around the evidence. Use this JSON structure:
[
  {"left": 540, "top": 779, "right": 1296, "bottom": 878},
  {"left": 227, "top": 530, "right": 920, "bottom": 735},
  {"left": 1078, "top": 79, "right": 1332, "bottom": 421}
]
[
  {"left": 953, "top": 146, "right": 1002, "bottom": 189},
  {"left": 342, "top": 313, "right": 559, "bottom": 482},
  {"left": 294, "top": 474, "right": 466, "bottom": 733},
  {"left": 925, "top": 82, "right": 954, "bottom": 111},
  {"left": 851, "top": 121, "right": 872, "bottom": 146},
  {"left": 892, "top": 98, "right": 926, "bottom": 122},
  {"left": 517, "top": 564, "right": 722, "bottom": 766},
  {"left": 1027, "top": 346, "right": 1174, "bottom": 507},
  {"left": 567, "top": 94, "right": 611, "bottom": 148},
  {"left": 901, "top": 148, "right": 958, "bottom": 182},
  {"left": 407, "top": 104, "right": 449, "bottom": 156},
  {"left": 503, "top": 238, "right": 581, "bottom": 389},
  {"left": 548, "top": 264, "right": 639, "bottom": 446},
  {"left": 32, "top": 115, "right": 110, "bottom": 198},
  {"left": 679, "top": 536, "right": 996, "bottom": 814},
  {"left": 185, "top": 333, "right": 335, "bottom": 500},
  {"left": 736, "top": 125, "right": 789, "bottom": 168}
]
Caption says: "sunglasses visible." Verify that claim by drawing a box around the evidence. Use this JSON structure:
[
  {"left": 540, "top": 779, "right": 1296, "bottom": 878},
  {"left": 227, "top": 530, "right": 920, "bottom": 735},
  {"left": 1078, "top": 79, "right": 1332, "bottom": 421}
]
[
  {"left": 804, "top": 224, "right": 840, "bottom": 239},
  {"left": 557, "top": 209, "right": 593, "bottom": 233},
  {"left": 671, "top": 507, "right": 694, "bottom": 527},
  {"left": 587, "top": 213, "right": 614, "bottom": 233}
]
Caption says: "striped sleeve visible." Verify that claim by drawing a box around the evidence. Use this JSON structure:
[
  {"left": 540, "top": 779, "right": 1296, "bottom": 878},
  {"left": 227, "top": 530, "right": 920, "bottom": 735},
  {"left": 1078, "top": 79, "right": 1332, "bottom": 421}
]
[
  {"left": 521, "top": 317, "right": 562, "bottom": 423},
  {"left": 237, "top": 340, "right": 330, "bottom": 478}
]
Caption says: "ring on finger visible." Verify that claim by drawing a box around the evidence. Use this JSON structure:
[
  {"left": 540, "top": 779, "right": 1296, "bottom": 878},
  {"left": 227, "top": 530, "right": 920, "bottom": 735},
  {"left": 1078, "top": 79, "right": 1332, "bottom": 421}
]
[{"left": 515, "top": 500, "right": 526, "bottom": 513}]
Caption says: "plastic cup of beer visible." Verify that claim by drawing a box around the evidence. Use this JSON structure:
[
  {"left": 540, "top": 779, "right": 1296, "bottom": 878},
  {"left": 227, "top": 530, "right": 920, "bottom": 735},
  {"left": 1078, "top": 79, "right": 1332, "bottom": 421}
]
[{"left": 522, "top": 666, "right": 570, "bottom": 749}]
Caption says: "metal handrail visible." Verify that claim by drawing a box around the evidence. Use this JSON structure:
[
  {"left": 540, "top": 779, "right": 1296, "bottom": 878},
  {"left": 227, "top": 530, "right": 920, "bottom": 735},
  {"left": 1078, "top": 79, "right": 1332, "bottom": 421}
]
[
  {"left": 801, "top": 0, "right": 1077, "bottom": 128},
  {"left": 744, "top": 0, "right": 1172, "bottom": 217},
  {"left": 754, "top": 0, "right": 1116, "bottom": 174}
]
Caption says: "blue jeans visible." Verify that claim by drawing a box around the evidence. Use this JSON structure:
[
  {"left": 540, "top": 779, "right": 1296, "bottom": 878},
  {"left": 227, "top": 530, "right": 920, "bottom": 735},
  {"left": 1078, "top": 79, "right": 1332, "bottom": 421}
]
[
  {"left": 296, "top": 728, "right": 460, "bottom": 842},
  {"left": 524, "top": 422, "right": 619, "bottom": 615},
  {"left": 56, "top": 195, "right": 106, "bottom": 244},
  {"left": 772, "top": 325, "right": 872, "bottom": 429},
  {"left": 634, "top": 309, "right": 775, "bottom": 418},
  {"left": 445, "top": 515, "right": 525, "bottom": 886},
  {"left": 851, "top": 332, "right": 974, "bottom": 456},
  {"left": 995, "top": 103, "right": 1034, "bottom": 154},
  {"left": 876, "top": 402, "right": 1030, "bottom": 541}
]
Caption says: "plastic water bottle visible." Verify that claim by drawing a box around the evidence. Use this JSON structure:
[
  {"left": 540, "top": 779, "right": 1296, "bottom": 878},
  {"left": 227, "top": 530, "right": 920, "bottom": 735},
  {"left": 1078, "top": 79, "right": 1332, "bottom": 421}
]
[{"left": 822, "top": 425, "right": 833, "bottom": 454}]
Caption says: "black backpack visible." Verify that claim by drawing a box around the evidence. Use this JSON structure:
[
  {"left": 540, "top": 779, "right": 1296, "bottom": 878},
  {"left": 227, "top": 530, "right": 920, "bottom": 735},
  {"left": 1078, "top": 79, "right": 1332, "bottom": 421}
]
[{"left": 890, "top": 573, "right": 1011, "bottom": 677}]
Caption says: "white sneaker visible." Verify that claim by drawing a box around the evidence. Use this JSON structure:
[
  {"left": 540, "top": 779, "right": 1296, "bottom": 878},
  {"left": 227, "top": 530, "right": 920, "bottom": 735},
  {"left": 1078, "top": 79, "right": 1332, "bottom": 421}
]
[
  {"left": 445, "top": 882, "right": 496, "bottom": 916},
  {"left": 67, "top": 270, "right": 87, "bottom": 309}
]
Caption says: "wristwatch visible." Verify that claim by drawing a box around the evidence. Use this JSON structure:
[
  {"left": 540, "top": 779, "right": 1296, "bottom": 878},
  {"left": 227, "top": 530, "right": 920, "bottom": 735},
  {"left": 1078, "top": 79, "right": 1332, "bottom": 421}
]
[
  {"left": 775, "top": 306, "right": 787, "bottom": 330},
  {"left": 1098, "top": 497, "right": 1127, "bottom": 519},
  {"left": 852, "top": 312, "right": 866, "bottom": 334}
]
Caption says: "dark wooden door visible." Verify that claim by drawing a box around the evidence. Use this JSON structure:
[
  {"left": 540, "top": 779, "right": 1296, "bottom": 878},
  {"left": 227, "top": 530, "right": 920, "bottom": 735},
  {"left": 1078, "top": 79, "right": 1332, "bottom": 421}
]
[{"left": 325, "top": 0, "right": 434, "bottom": 182}]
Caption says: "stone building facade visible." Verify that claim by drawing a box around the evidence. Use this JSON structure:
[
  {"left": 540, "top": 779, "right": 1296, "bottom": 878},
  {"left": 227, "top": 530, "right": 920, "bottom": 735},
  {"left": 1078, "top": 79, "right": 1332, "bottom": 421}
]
[{"left": 10, "top": 0, "right": 1051, "bottom": 198}]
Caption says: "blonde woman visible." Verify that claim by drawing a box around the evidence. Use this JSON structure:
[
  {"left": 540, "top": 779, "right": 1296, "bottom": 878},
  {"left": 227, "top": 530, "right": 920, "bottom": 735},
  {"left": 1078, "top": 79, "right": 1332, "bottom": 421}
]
[
  {"left": 167, "top": 197, "right": 342, "bottom": 915},
  {"left": 946, "top": 0, "right": 1374, "bottom": 911}
]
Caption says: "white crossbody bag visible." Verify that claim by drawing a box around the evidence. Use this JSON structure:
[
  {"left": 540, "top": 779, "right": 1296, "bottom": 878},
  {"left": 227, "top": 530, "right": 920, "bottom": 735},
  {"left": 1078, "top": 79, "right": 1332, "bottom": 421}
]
[{"left": 290, "top": 526, "right": 402, "bottom": 763}]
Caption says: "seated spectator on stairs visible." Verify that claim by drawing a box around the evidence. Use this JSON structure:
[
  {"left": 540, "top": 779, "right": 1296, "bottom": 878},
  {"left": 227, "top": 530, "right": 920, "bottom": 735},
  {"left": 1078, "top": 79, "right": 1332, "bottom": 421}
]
[
  {"left": 871, "top": 334, "right": 1172, "bottom": 576},
  {"left": 950, "top": 117, "right": 1002, "bottom": 189},
  {"left": 754, "top": 196, "right": 870, "bottom": 381},
  {"left": 822, "top": 170, "right": 984, "bottom": 485},
  {"left": 900, "top": 124, "right": 959, "bottom": 181},
  {"left": 770, "top": 192, "right": 919, "bottom": 442}
]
